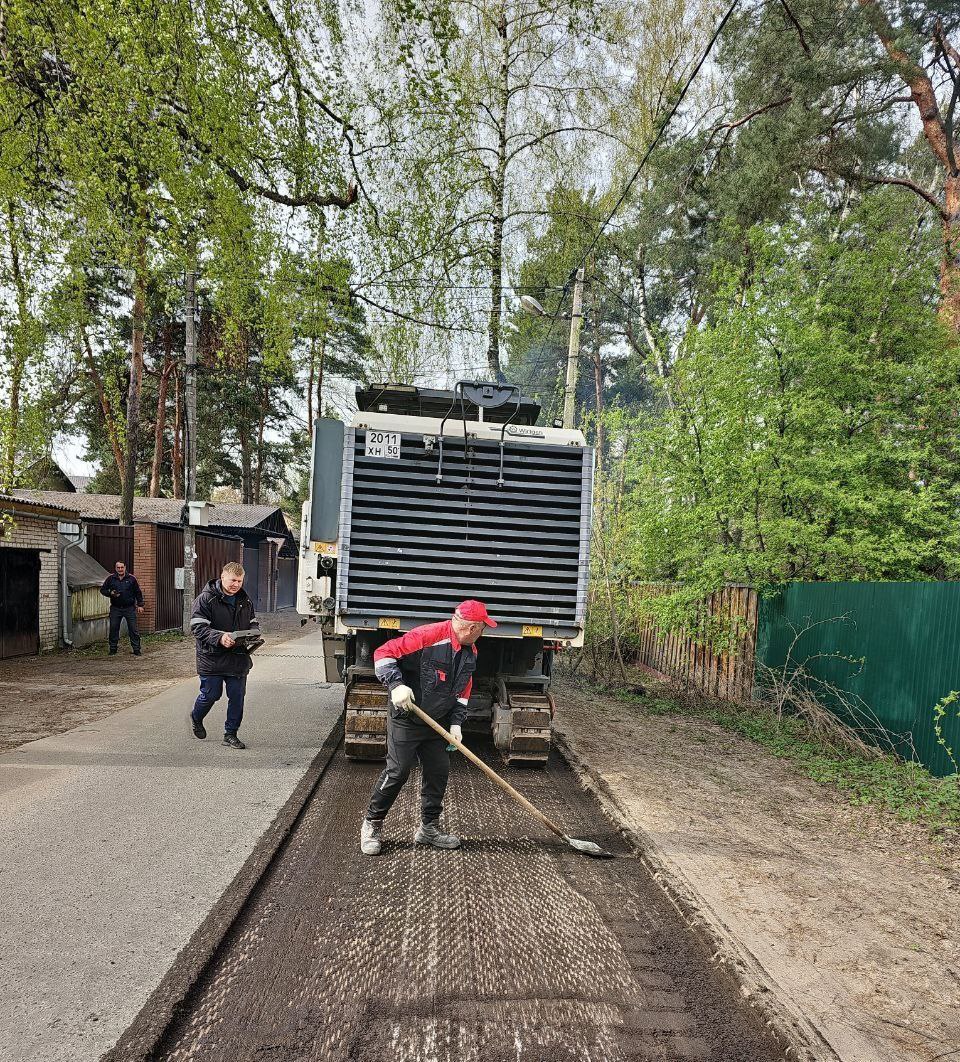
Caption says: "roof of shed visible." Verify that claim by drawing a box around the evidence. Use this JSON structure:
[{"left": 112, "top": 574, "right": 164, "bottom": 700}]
[{"left": 59, "top": 537, "right": 111, "bottom": 590}]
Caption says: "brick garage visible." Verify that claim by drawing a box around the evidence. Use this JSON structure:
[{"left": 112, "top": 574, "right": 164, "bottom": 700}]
[
  {"left": 11, "top": 491, "right": 296, "bottom": 618},
  {"left": 130, "top": 522, "right": 241, "bottom": 634},
  {"left": 0, "top": 495, "right": 79, "bottom": 656}
]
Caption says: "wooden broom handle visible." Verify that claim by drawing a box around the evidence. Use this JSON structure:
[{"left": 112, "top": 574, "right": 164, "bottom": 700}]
[{"left": 407, "top": 702, "right": 566, "bottom": 841}]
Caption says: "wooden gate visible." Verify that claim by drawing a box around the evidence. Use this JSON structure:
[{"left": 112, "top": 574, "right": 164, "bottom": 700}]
[
  {"left": 0, "top": 548, "right": 40, "bottom": 658},
  {"left": 155, "top": 525, "right": 184, "bottom": 631}
]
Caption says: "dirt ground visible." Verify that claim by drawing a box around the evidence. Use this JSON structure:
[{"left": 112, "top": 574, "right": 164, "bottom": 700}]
[
  {"left": 0, "top": 611, "right": 310, "bottom": 753},
  {"left": 553, "top": 679, "right": 960, "bottom": 1062}
]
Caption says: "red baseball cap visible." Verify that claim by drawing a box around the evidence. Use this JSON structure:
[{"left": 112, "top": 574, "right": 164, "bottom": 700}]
[{"left": 455, "top": 599, "right": 498, "bottom": 627}]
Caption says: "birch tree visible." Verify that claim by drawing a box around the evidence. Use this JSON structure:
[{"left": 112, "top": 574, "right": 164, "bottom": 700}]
[{"left": 456, "top": 0, "right": 630, "bottom": 378}]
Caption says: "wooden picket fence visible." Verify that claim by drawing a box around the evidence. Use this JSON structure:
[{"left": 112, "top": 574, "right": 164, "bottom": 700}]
[{"left": 624, "top": 584, "right": 760, "bottom": 702}]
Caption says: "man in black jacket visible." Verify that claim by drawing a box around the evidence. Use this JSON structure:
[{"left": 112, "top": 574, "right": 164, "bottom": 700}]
[
  {"left": 189, "top": 561, "right": 261, "bottom": 749},
  {"left": 99, "top": 561, "right": 144, "bottom": 656}
]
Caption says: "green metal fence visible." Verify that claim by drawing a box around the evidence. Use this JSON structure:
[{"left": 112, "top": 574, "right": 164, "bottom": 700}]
[{"left": 756, "top": 583, "right": 960, "bottom": 777}]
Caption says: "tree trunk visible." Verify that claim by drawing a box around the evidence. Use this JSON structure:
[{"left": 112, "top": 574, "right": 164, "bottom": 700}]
[
  {"left": 3, "top": 199, "right": 31, "bottom": 488},
  {"left": 149, "top": 326, "right": 174, "bottom": 497},
  {"left": 316, "top": 327, "right": 327, "bottom": 417},
  {"left": 592, "top": 341, "right": 604, "bottom": 470},
  {"left": 172, "top": 368, "right": 183, "bottom": 498},
  {"left": 943, "top": 174, "right": 960, "bottom": 332},
  {"left": 239, "top": 422, "right": 253, "bottom": 503},
  {"left": 485, "top": 7, "right": 509, "bottom": 381},
  {"left": 859, "top": 1, "right": 960, "bottom": 335},
  {"left": 487, "top": 199, "right": 505, "bottom": 380},
  {"left": 82, "top": 329, "right": 125, "bottom": 479},
  {"left": 306, "top": 331, "right": 315, "bottom": 427},
  {"left": 254, "top": 393, "right": 266, "bottom": 505},
  {"left": 121, "top": 236, "right": 147, "bottom": 524}
]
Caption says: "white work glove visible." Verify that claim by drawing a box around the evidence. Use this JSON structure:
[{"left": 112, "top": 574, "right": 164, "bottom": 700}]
[
  {"left": 447, "top": 724, "right": 463, "bottom": 752},
  {"left": 391, "top": 684, "right": 414, "bottom": 712}
]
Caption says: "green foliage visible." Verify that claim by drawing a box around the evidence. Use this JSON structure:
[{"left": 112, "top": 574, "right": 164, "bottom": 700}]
[
  {"left": 619, "top": 196, "right": 960, "bottom": 614},
  {"left": 0, "top": 0, "right": 371, "bottom": 500},
  {"left": 3, "top": 0, "right": 959, "bottom": 545},
  {"left": 933, "top": 690, "right": 960, "bottom": 774}
]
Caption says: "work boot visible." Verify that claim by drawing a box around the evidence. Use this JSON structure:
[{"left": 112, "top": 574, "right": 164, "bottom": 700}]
[
  {"left": 222, "top": 734, "right": 246, "bottom": 749},
  {"left": 108, "top": 648, "right": 117, "bottom": 656},
  {"left": 360, "top": 818, "right": 384, "bottom": 856},
  {"left": 190, "top": 714, "right": 206, "bottom": 739},
  {"left": 414, "top": 822, "right": 461, "bottom": 849}
]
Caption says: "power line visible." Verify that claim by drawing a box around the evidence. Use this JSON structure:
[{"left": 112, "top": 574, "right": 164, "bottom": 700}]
[
  {"left": 522, "top": 0, "right": 741, "bottom": 386},
  {"left": 33, "top": 0, "right": 743, "bottom": 384},
  {"left": 45, "top": 251, "right": 564, "bottom": 294}
]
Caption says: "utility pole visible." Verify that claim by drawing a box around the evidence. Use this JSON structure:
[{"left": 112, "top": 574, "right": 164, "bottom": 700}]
[
  {"left": 181, "top": 269, "right": 197, "bottom": 635},
  {"left": 562, "top": 266, "right": 584, "bottom": 429}
]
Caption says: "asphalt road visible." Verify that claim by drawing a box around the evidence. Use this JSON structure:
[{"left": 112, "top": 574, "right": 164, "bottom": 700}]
[
  {"left": 0, "top": 630, "right": 341, "bottom": 1062},
  {"left": 152, "top": 740, "right": 787, "bottom": 1062}
]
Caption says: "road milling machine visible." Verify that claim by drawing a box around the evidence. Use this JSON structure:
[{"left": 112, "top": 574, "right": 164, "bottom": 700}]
[{"left": 297, "top": 381, "right": 594, "bottom": 766}]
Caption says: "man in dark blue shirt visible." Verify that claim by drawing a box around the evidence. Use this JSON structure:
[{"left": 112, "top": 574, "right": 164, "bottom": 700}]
[{"left": 99, "top": 561, "right": 145, "bottom": 656}]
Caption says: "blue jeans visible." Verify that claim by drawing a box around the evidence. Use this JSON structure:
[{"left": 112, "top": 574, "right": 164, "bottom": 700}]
[{"left": 192, "top": 675, "right": 247, "bottom": 735}]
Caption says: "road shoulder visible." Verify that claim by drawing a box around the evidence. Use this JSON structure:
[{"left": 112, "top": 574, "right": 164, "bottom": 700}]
[{"left": 554, "top": 680, "right": 960, "bottom": 1062}]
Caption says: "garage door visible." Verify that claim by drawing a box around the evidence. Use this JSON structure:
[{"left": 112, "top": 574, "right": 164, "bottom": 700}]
[
  {"left": 243, "top": 546, "right": 260, "bottom": 609},
  {"left": 0, "top": 548, "right": 41, "bottom": 658}
]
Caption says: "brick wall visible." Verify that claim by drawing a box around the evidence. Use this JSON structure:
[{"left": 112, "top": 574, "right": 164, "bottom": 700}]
[
  {"left": 0, "top": 513, "right": 62, "bottom": 650},
  {"left": 133, "top": 522, "right": 157, "bottom": 634}
]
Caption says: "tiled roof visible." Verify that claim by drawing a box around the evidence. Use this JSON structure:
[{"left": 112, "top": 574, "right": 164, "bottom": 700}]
[
  {"left": 10, "top": 491, "right": 281, "bottom": 530},
  {"left": 0, "top": 493, "right": 80, "bottom": 518}
]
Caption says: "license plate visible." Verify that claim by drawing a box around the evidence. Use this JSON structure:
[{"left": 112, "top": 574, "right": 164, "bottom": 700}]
[
  {"left": 522, "top": 625, "right": 543, "bottom": 638},
  {"left": 365, "top": 430, "right": 401, "bottom": 460},
  {"left": 378, "top": 617, "right": 401, "bottom": 629}
]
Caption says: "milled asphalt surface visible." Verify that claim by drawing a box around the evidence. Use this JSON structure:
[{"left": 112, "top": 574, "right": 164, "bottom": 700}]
[
  {"left": 153, "top": 743, "right": 787, "bottom": 1062},
  {"left": 0, "top": 629, "right": 341, "bottom": 1062}
]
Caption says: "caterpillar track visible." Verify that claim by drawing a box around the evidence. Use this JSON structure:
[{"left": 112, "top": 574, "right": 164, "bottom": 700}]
[
  {"left": 344, "top": 674, "right": 555, "bottom": 766},
  {"left": 343, "top": 678, "right": 388, "bottom": 760},
  {"left": 492, "top": 682, "right": 555, "bottom": 766}
]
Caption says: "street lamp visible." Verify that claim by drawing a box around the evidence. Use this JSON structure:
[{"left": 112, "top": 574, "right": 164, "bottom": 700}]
[
  {"left": 519, "top": 294, "right": 549, "bottom": 317},
  {"left": 519, "top": 269, "right": 584, "bottom": 430}
]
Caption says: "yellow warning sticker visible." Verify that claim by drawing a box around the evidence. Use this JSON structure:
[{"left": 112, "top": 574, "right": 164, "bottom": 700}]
[
  {"left": 378, "top": 617, "right": 401, "bottom": 630},
  {"left": 522, "top": 625, "right": 543, "bottom": 638},
  {"left": 313, "top": 541, "right": 337, "bottom": 556}
]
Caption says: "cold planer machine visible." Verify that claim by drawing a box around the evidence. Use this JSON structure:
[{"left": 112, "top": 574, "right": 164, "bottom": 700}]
[{"left": 297, "top": 381, "right": 594, "bottom": 766}]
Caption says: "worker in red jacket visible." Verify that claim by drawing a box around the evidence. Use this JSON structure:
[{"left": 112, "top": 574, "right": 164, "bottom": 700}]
[{"left": 360, "top": 599, "right": 497, "bottom": 856}]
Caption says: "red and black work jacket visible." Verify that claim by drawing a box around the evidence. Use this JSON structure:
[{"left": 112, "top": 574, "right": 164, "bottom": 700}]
[{"left": 373, "top": 620, "right": 476, "bottom": 728}]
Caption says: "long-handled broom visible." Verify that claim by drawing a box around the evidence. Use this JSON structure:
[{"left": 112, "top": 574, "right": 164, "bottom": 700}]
[{"left": 407, "top": 701, "right": 614, "bottom": 859}]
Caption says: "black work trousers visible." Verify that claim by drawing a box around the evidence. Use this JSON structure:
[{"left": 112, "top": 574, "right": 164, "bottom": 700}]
[
  {"left": 366, "top": 714, "right": 450, "bottom": 825},
  {"left": 109, "top": 606, "right": 141, "bottom": 652}
]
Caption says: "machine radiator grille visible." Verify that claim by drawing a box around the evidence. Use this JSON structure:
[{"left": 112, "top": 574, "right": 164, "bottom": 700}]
[{"left": 338, "top": 430, "right": 592, "bottom": 630}]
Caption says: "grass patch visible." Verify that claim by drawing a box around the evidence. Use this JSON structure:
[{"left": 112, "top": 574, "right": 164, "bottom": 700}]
[
  {"left": 64, "top": 629, "right": 188, "bottom": 659},
  {"left": 589, "top": 675, "right": 960, "bottom": 842}
]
